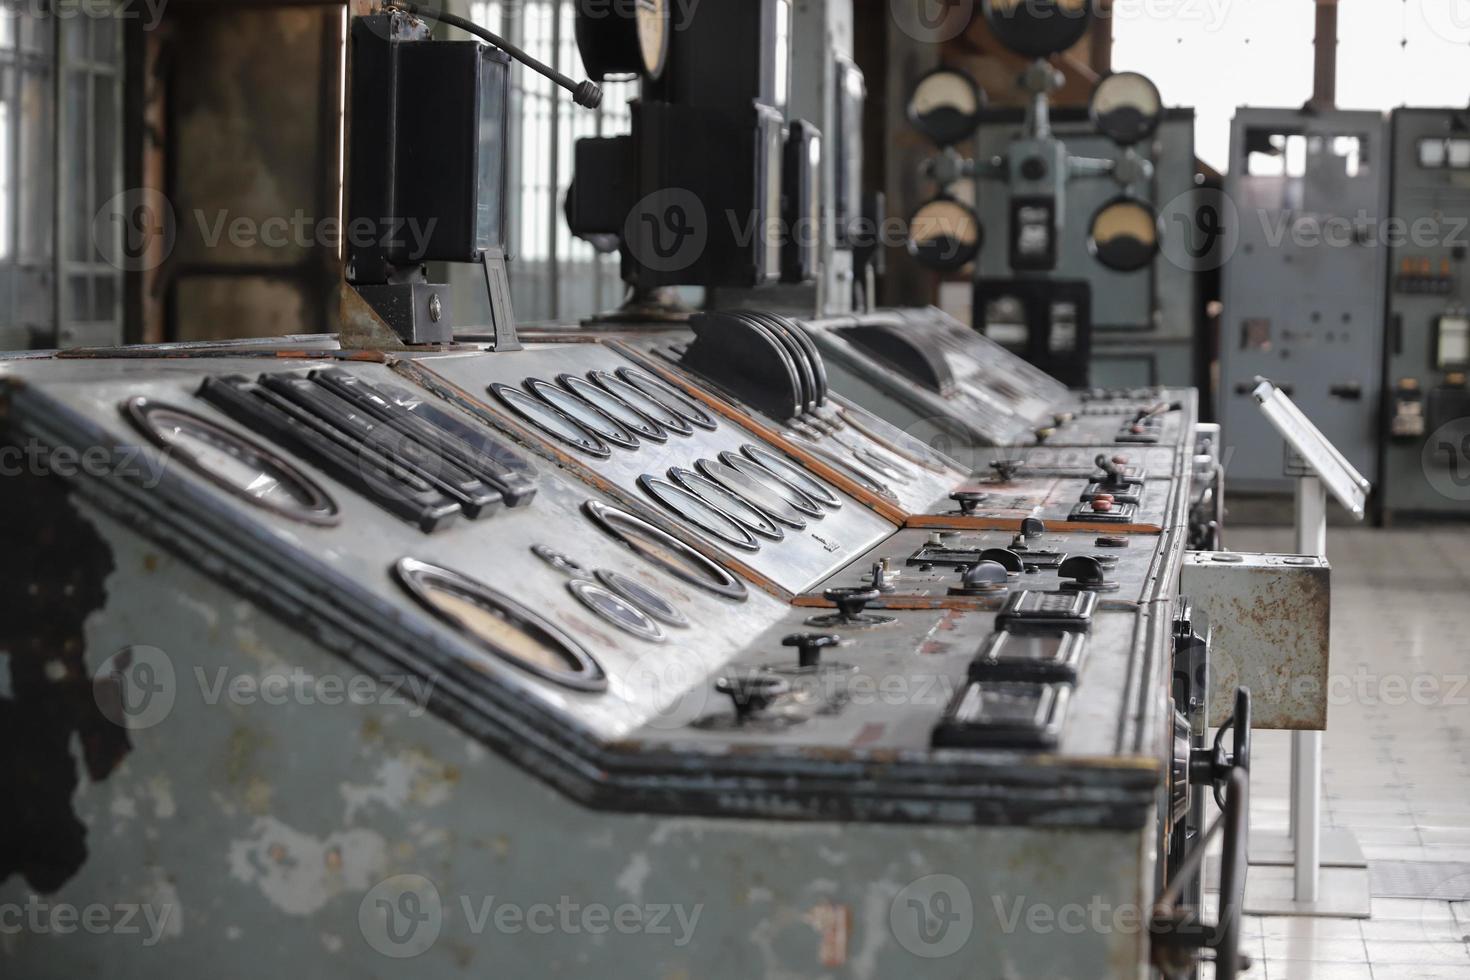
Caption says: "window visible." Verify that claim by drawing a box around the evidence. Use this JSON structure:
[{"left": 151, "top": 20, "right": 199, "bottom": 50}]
[
  {"left": 468, "top": 0, "right": 636, "bottom": 323},
  {"left": 0, "top": 10, "right": 121, "bottom": 351}
]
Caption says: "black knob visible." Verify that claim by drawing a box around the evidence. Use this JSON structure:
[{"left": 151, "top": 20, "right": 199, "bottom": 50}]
[
  {"left": 714, "top": 673, "right": 789, "bottom": 722},
  {"left": 1020, "top": 517, "right": 1047, "bottom": 538},
  {"left": 782, "top": 632, "right": 841, "bottom": 668},
  {"left": 978, "top": 547, "right": 1024, "bottom": 574},
  {"left": 1059, "top": 555, "right": 1117, "bottom": 591},
  {"left": 822, "top": 586, "right": 880, "bottom": 622},
  {"left": 950, "top": 490, "right": 984, "bottom": 515},
  {"left": 989, "top": 458, "right": 1025, "bottom": 482},
  {"left": 948, "top": 560, "right": 1010, "bottom": 595}
]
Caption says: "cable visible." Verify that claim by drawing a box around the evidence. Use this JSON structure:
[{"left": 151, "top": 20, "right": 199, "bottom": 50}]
[{"left": 383, "top": 1, "right": 602, "bottom": 109}]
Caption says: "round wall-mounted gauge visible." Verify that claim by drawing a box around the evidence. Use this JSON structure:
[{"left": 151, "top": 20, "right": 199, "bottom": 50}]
[
  {"left": 121, "top": 398, "right": 339, "bottom": 525},
  {"left": 906, "top": 67, "right": 984, "bottom": 147},
  {"left": 1089, "top": 71, "right": 1163, "bottom": 146},
  {"left": 1088, "top": 197, "right": 1161, "bottom": 272},
  {"left": 906, "top": 198, "right": 982, "bottom": 272},
  {"left": 395, "top": 558, "right": 607, "bottom": 692},
  {"left": 584, "top": 500, "right": 747, "bottom": 601},
  {"left": 575, "top": 0, "right": 669, "bottom": 82},
  {"left": 982, "top": 0, "right": 1094, "bottom": 59}
]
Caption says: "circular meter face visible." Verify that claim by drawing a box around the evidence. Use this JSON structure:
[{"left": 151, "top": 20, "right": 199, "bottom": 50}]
[
  {"left": 576, "top": 0, "right": 669, "bottom": 81},
  {"left": 636, "top": 0, "right": 667, "bottom": 76},
  {"left": 1090, "top": 71, "right": 1163, "bottom": 146}
]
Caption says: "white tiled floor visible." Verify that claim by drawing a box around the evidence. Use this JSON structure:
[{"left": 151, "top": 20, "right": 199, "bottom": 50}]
[{"left": 1210, "top": 526, "right": 1470, "bottom": 979}]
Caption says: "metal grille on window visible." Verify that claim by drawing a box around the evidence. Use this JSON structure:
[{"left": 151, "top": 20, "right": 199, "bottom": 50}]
[
  {"left": 0, "top": 12, "right": 55, "bottom": 350},
  {"left": 58, "top": 12, "right": 122, "bottom": 348},
  {"left": 470, "top": 0, "right": 634, "bottom": 324}
]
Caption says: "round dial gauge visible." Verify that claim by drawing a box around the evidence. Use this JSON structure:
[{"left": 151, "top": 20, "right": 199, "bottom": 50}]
[
  {"left": 395, "top": 558, "right": 607, "bottom": 692},
  {"left": 558, "top": 373, "right": 668, "bottom": 442},
  {"left": 1089, "top": 71, "right": 1163, "bottom": 146},
  {"left": 584, "top": 500, "right": 747, "bottom": 600},
  {"left": 1088, "top": 198, "right": 1161, "bottom": 272},
  {"left": 638, "top": 475, "right": 761, "bottom": 552},
  {"left": 575, "top": 0, "right": 669, "bottom": 82},
  {"left": 907, "top": 198, "right": 982, "bottom": 272},
  {"left": 906, "top": 68, "right": 984, "bottom": 147},
  {"left": 122, "top": 398, "right": 339, "bottom": 525},
  {"left": 490, "top": 382, "right": 610, "bottom": 457},
  {"left": 525, "top": 377, "right": 640, "bottom": 450},
  {"left": 589, "top": 370, "right": 693, "bottom": 436}
]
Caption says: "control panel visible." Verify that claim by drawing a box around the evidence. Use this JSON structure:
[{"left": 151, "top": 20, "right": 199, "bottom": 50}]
[{"left": 1381, "top": 107, "right": 1470, "bottom": 518}]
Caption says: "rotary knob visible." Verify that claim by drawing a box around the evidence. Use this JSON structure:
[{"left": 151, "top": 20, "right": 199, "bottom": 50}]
[
  {"left": 782, "top": 632, "right": 841, "bottom": 669},
  {"left": 948, "top": 560, "right": 1010, "bottom": 596},
  {"left": 1058, "top": 555, "right": 1119, "bottom": 592}
]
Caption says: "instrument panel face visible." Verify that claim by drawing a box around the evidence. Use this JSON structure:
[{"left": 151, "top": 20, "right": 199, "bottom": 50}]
[
  {"left": 408, "top": 344, "right": 898, "bottom": 595},
  {"left": 0, "top": 319, "right": 1195, "bottom": 823},
  {"left": 0, "top": 356, "right": 795, "bottom": 741}
]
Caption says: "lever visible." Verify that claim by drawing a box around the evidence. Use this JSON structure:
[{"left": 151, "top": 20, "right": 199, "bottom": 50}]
[
  {"left": 950, "top": 490, "right": 985, "bottom": 516},
  {"left": 989, "top": 458, "right": 1026, "bottom": 482},
  {"left": 782, "top": 633, "right": 841, "bottom": 669},
  {"left": 1011, "top": 516, "right": 1046, "bottom": 551}
]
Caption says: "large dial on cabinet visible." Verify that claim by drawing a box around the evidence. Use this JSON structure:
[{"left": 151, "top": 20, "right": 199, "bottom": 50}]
[{"left": 575, "top": 0, "right": 669, "bottom": 81}]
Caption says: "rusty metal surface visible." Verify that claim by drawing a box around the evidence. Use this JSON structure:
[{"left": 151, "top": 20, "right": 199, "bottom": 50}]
[{"left": 1181, "top": 551, "right": 1332, "bottom": 730}]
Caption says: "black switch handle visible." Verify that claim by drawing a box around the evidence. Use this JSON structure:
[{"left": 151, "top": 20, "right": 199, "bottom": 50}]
[
  {"left": 822, "top": 586, "right": 881, "bottom": 622},
  {"left": 714, "top": 673, "right": 789, "bottom": 723},
  {"left": 782, "top": 632, "right": 841, "bottom": 668}
]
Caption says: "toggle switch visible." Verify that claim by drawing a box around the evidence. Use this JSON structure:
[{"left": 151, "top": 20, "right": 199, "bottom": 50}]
[
  {"left": 1011, "top": 517, "right": 1047, "bottom": 551},
  {"left": 989, "top": 458, "right": 1026, "bottom": 482}
]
